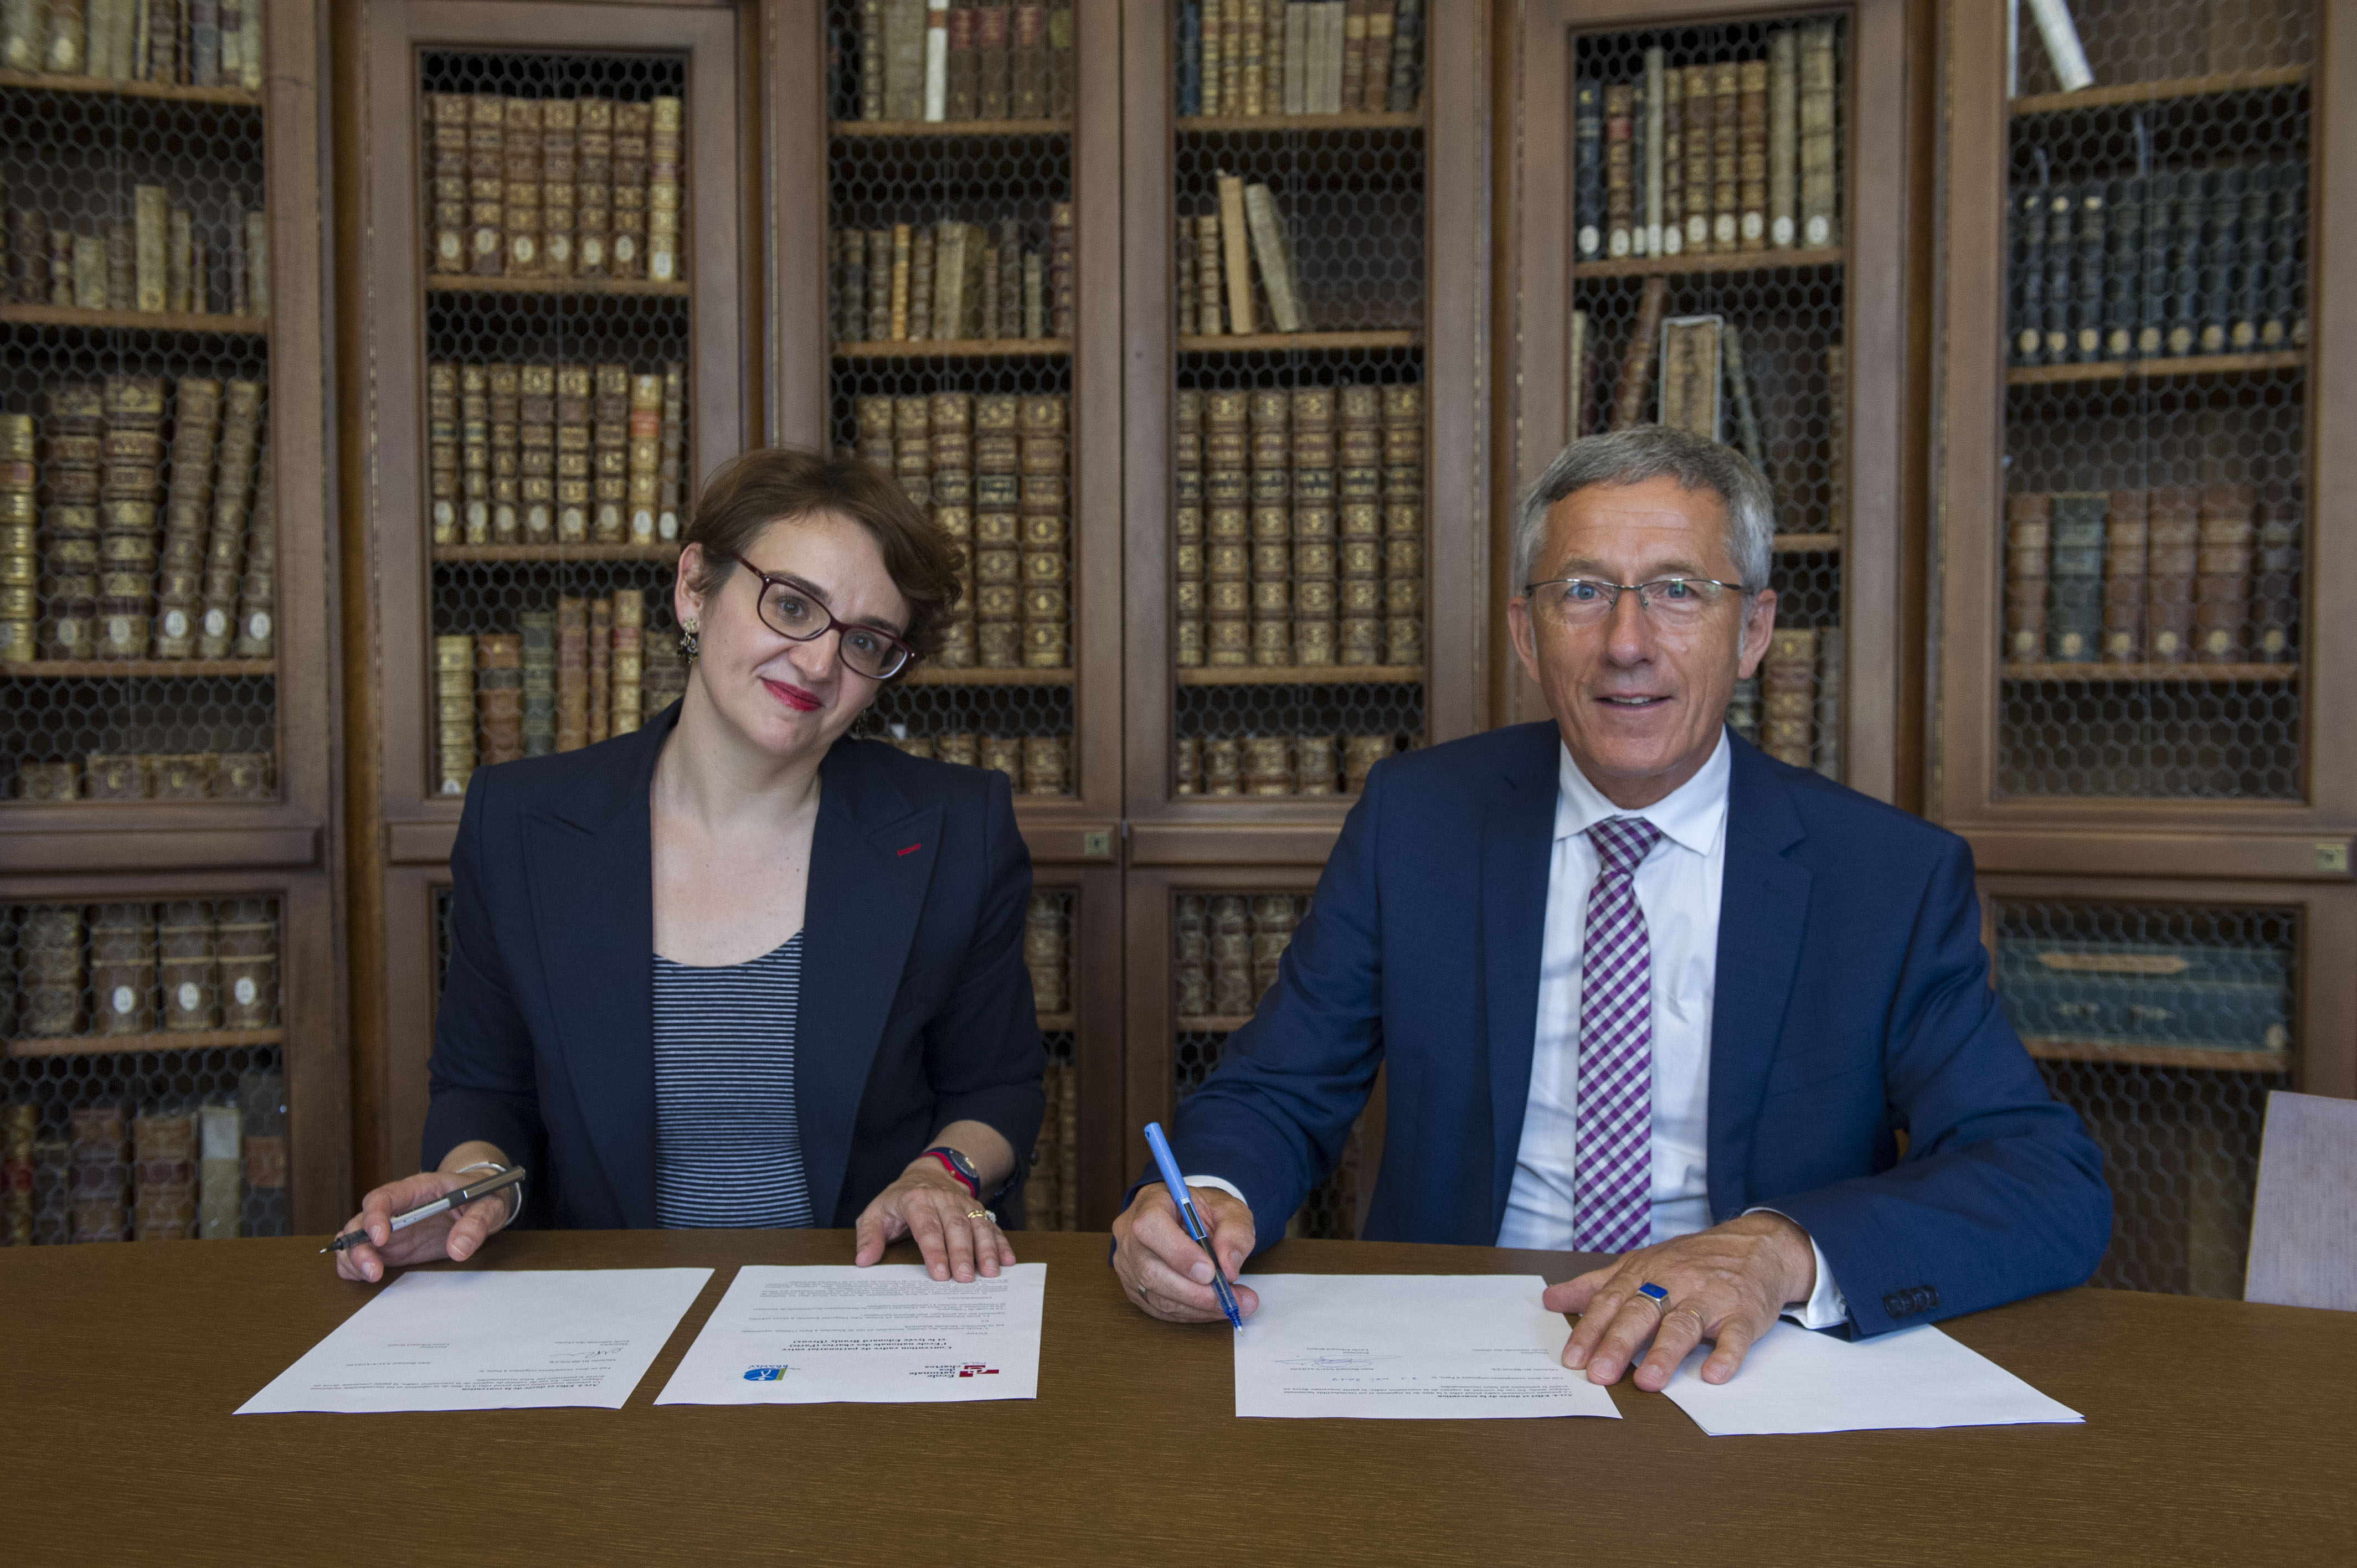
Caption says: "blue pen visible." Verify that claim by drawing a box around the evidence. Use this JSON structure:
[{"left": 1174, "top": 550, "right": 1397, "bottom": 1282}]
[{"left": 1144, "top": 1121, "right": 1245, "bottom": 1332}]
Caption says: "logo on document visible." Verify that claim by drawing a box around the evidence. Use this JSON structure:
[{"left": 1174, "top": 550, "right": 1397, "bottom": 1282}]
[
  {"left": 743, "top": 1365, "right": 794, "bottom": 1381},
  {"left": 955, "top": 1364, "right": 1000, "bottom": 1378}
]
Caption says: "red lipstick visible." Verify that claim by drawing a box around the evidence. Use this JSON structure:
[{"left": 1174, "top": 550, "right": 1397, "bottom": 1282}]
[{"left": 763, "top": 678, "right": 821, "bottom": 713}]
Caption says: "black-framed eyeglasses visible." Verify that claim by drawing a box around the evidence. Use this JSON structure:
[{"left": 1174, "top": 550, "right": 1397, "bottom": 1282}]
[
  {"left": 728, "top": 551, "right": 917, "bottom": 680},
  {"left": 1523, "top": 576, "right": 1751, "bottom": 627}
]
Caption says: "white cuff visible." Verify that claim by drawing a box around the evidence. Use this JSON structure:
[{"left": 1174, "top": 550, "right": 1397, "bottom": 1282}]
[
  {"left": 1742, "top": 1207, "right": 1850, "bottom": 1330},
  {"left": 1176, "top": 1174, "right": 1249, "bottom": 1212}
]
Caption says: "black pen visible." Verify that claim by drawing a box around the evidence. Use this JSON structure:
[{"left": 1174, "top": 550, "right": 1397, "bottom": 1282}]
[{"left": 320, "top": 1164, "right": 528, "bottom": 1254}]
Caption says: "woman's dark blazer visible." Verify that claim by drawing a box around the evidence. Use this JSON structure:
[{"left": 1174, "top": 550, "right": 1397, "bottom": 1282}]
[{"left": 422, "top": 701, "right": 1046, "bottom": 1230}]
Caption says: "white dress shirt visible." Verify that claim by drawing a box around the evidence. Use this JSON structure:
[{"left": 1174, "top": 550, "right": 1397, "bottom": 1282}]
[
  {"left": 1494, "top": 733, "right": 1846, "bottom": 1329},
  {"left": 1185, "top": 732, "right": 1844, "bottom": 1329}
]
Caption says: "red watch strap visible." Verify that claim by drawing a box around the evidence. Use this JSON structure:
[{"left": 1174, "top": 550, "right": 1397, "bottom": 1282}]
[{"left": 920, "top": 1148, "right": 980, "bottom": 1198}]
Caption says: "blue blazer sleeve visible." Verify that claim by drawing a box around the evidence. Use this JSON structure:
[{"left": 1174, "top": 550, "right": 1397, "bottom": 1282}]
[
  {"left": 421, "top": 764, "right": 549, "bottom": 1221},
  {"left": 1165, "top": 762, "right": 1392, "bottom": 1247},
  {"left": 1765, "top": 833, "right": 2112, "bottom": 1335}
]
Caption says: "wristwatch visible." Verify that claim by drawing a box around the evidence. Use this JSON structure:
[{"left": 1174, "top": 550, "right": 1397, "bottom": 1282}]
[{"left": 920, "top": 1145, "right": 982, "bottom": 1199}]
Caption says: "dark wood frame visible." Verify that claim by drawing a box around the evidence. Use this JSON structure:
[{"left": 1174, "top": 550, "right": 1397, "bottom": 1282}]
[
  {"left": 1494, "top": 0, "right": 1917, "bottom": 807},
  {"left": 0, "top": 2, "right": 346, "bottom": 1229},
  {"left": 1929, "top": 0, "right": 2357, "bottom": 873},
  {"left": 1119, "top": 0, "right": 1492, "bottom": 871},
  {"left": 764, "top": 0, "right": 1128, "bottom": 867},
  {"left": 336, "top": 0, "right": 752, "bottom": 1194}
]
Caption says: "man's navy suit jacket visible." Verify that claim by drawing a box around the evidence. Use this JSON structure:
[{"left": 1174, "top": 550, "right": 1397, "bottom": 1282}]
[
  {"left": 1169, "top": 722, "right": 2111, "bottom": 1337},
  {"left": 423, "top": 703, "right": 1046, "bottom": 1231}
]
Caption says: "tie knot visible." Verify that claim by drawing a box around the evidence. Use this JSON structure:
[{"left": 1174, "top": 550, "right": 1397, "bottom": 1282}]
[{"left": 1587, "top": 816, "right": 1662, "bottom": 879}]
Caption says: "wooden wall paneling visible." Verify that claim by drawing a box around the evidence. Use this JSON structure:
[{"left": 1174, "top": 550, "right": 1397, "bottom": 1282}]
[
  {"left": 1425, "top": 0, "right": 1494, "bottom": 745},
  {"left": 1932, "top": 0, "right": 2354, "bottom": 858},
  {"left": 1499, "top": 0, "right": 1914, "bottom": 803},
  {"left": 0, "top": 864, "right": 349, "bottom": 1233},
  {"left": 763, "top": 0, "right": 830, "bottom": 449}
]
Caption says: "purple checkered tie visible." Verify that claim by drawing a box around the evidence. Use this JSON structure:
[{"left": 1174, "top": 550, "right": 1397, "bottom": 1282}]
[{"left": 1571, "top": 816, "right": 1664, "bottom": 1254}]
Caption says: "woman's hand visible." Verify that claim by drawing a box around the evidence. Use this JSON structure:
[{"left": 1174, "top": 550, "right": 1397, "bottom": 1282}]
[
  {"left": 853, "top": 1159, "right": 1017, "bottom": 1283},
  {"left": 331, "top": 1163, "right": 519, "bottom": 1283}
]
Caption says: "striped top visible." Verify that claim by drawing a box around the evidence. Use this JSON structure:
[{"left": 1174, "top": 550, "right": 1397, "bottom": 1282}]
[{"left": 651, "top": 932, "right": 817, "bottom": 1230}]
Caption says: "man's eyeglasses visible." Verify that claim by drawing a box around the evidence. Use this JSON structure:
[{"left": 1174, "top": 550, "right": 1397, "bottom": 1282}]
[
  {"left": 1523, "top": 576, "right": 1750, "bottom": 627},
  {"left": 729, "top": 551, "right": 917, "bottom": 680}
]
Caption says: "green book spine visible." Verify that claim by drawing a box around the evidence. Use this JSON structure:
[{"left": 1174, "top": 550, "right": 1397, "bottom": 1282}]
[
  {"left": 2198, "top": 167, "right": 2241, "bottom": 355},
  {"left": 2168, "top": 168, "right": 2207, "bottom": 357},
  {"left": 2046, "top": 492, "right": 2107, "bottom": 663},
  {"left": 2137, "top": 171, "right": 2173, "bottom": 357},
  {"left": 2102, "top": 176, "right": 2139, "bottom": 360},
  {"left": 521, "top": 609, "right": 557, "bottom": 756},
  {"left": 2011, "top": 185, "right": 2046, "bottom": 364}
]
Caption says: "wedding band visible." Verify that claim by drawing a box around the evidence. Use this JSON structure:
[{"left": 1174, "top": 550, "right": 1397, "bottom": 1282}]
[
  {"left": 966, "top": 1209, "right": 989, "bottom": 1220},
  {"left": 1635, "top": 1282, "right": 1670, "bottom": 1309}
]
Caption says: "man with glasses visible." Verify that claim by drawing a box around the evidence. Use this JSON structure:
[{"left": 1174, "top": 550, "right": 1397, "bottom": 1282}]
[{"left": 1113, "top": 426, "right": 2110, "bottom": 1388}]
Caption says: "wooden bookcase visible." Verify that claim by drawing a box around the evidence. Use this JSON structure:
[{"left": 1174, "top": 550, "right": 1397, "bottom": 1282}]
[
  {"left": 334, "top": 0, "right": 751, "bottom": 1193},
  {"left": 1496, "top": 0, "right": 1917, "bottom": 807},
  {"left": 0, "top": 2, "right": 346, "bottom": 1235},
  {"left": 1933, "top": 0, "right": 2355, "bottom": 1293}
]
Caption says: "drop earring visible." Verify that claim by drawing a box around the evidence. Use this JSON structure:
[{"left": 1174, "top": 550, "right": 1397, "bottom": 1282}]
[{"left": 678, "top": 619, "right": 699, "bottom": 661}]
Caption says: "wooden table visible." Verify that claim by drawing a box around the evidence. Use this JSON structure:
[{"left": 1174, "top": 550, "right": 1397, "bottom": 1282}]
[{"left": 4, "top": 1230, "right": 2352, "bottom": 1564}]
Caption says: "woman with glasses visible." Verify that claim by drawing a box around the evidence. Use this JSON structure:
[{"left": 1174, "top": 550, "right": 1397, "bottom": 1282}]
[{"left": 333, "top": 448, "right": 1044, "bottom": 1286}]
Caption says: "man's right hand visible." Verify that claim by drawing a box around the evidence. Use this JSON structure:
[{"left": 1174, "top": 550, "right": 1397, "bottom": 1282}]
[{"left": 1112, "top": 1182, "right": 1260, "bottom": 1324}]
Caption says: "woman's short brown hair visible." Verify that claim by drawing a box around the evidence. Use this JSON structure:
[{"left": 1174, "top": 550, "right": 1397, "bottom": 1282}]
[{"left": 682, "top": 447, "right": 966, "bottom": 661}]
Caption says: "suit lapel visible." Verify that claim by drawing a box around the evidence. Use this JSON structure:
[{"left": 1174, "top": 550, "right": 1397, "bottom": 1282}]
[
  {"left": 794, "top": 739, "right": 941, "bottom": 1227},
  {"left": 1481, "top": 724, "right": 1563, "bottom": 1230},
  {"left": 522, "top": 709, "right": 673, "bottom": 1229},
  {"left": 1707, "top": 737, "right": 1813, "bottom": 1221}
]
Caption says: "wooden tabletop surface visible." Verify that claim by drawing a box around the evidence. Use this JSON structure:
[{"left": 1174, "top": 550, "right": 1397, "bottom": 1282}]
[{"left": 4, "top": 1229, "right": 2353, "bottom": 1565}]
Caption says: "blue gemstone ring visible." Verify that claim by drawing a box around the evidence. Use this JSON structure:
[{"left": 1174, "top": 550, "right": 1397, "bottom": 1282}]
[{"left": 1635, "top": 1282, "right": 1670, "bottom": 1309}]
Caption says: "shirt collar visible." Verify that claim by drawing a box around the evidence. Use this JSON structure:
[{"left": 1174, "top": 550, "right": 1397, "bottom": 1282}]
[{"left": 1553, "top": 729, "right": 1731, "bottom": 859}]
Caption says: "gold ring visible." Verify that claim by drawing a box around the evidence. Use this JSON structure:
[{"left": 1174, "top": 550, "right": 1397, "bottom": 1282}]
[{"left": 966, "top": 1209, "right": 989, "bottom": 1220}]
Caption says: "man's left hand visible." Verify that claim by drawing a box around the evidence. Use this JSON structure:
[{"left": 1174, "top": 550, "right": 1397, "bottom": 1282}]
[{"left": 1542, "top": 1211, "right": 1816, "bottom": 1391}]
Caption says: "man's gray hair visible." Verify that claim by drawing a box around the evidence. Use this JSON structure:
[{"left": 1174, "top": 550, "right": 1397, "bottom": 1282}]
[{"left": 1511, "top": 426, "right": 1776, "bottom": 594}]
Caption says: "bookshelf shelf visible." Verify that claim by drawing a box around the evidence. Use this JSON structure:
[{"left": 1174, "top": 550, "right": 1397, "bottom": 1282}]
[
  {"left": 901, "top": 666, "right": 1074, "bottom": 687},
  {"left": 1178, "top": 111, "right": 1423, "bottom": 133},
  {"left": 1774, "top": 533, "right": 1840, "bottom": 552},
  {"left": 2021, "top": 1035, "right": 2291, "bottom": 1074},
  {"left": 2000, "top": 663, "right": 2298, "bottom": 684},
  {"left": 1176, "top": 665, "right": 1427, "bottom": 687},
  {"left": 0, "top": 659, "right": 276, "bottom": 679},
  {"left": 6, "top": 1027, "right": 286, "bottom": 1061},
  {"left": 1572, "top": 248, "right": 1846, "bottom": 281},
  {"left": 423, "top": 276, "right": 691, "bottom": 299},
  {"left": 0, "top": 304, "right": 269, "bottom": 336},
  {"left": 432, "top": 544, "right": 682, "bottom": 564},
  {"left": 2009, "top": 65, "right": 2309, "bottom": 117},
  {"left": 833, "top": 338, "right": 1071, "bottom": 360},
  {"left": 2004, "top": 351, "right": 2306, "bottom": 386},
  {"left": 1176, "top": 1014, "right": 1256, "bottom": 1034},
  {"left": 1178, "top": 330, "right": 1418, "bottom": 354},
  {"left": 0, "top": 67, "right": 263, "bottom": 107},
  {"left": 828, "top": 118, "right": 1073, "bottom": 137}
]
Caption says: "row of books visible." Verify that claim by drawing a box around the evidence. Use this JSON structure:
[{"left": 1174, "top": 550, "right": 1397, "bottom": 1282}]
[
  {"left": 6, "top": 899, "right": 275, "bottom": 1038},
  {"left": 2007, "top": 165, "right": 2308, "bottom": 367},
  {"left": 1568, "top": 298, "right": 1774, "bottom": 467},
  {"left": 11, "top": 750, "right": 271, "bottom": 803},
  {"left": 1022, "top": 891, "right": 1068, "bottom": 1013},
  {"left": 1174, "top": 731, "right": 1399, "bottom": 797},
  {"left": 431, "top": 595, "right": 687, "bottom": 797},
  {"left": 0, "top": 0, "right": 264, "bottom": 87},
  {"left": 1176, "top": 1, "right": 1424, "bottom": 117},
  {"left": 1024, "top": 1049, "right": 1079, "bottom": 1231},
  {"left": 1176, "top": 175, "right": 1310, "bottom": 336},
  {"left": 853, "top": 391, "right": 1071, "bottom": 670},
  {"left": 1726, "top": 626, "right": 1841, "bottom": 777},
  {"left": 1173, "top": 383, "right": 1424, "bottom": 669},
  {"left": 1574, "top": 24, "right": 1841, "bottom": 264},
  {"left": 5, "top": 198, "right": 267, "bottom": 318},
  {"left": 851, "top": 1, "right": 1074, "bottom": 123},
  {"left": 2002, "top": 486, "right": 2297, "bottom": 666},
  {"left": 879, "top": 731, "right": 1071, "bottom": 796},
  {"left": 1, "top": 375, "right": 274, "bottom": 665},
  {"left": 427, "top": 361, "right": 687, "bottom": 549},
  {"left": 1174, "top": 891, "right": 1304, "bottom": 1018},
  {"left": 0, "top": 1079, "right": 289, "bottom": 1246},
  {"left": 830, "top": 210, "right": 1073, "bottom": 344},
  {"left": 423, "top": 92, "right": 682, "bottom": 282}
]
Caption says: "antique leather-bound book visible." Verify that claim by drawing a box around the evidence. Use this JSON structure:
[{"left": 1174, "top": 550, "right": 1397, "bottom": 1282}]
[
  {"left": 1797, "top": 19, "right": 1837, "bottom": 248},
  {"left": 1761, "top": 627, "right": 1816, "bottom": 766},
  {"left": 502, "top": 98, "right": 542, "bottom": 277},
  {"left": 2194, "top": 483, "right": 2255, "bottom": 663},
  {"left": 132, "top": 1110, "right": 198, "bottom": 1241},
  {"left": 2072, "top": 184, "right": 2107, "bottom": 363},
  {"left": 2251, "top": 484, "right": 2298, "bottom": 664},
  {"left": 1572, "top": 77, "right": 1602, "bottom": 261},
  {"left": 1710, "top": 61, "right": 1738, "bottom": 252},
  {"left": 610, "top": 100, "right": 650, "bottom": 281},
  {"left": 2102, "top": 176, "right": 2141, "bottom": 360},
  {"left": 2142, "top": 487, "right": 2198, "bottom": 663},
  {"left": 1009, "top": 2, "right": 1047, "bottom": 120},
  {"left": 609, "top": 591, "right": 645, "bottom": 736},
  {"left": 540, "top": 99, "right": 577, "bottom": 278},
  {"left": 466, "top": 94, "right": 505, "bottom": 276},
  {"left": 428, "top": 94, "right": 470, "bottom": 275},
  {"left": 487, "top": 363, "right": 520, "bottom": 545},
  {"left": 2044, "top": 492, "right": 2105, "bottom": 663},
  {"left": 1737, "top": 59, "right": 1767, "bottom": 251},
  {"left": 435, "top": 633, "right": 475, "bottom": 794},
  {"left": 648, "top": 96, "right": 683, "bottom": 282},
  {"left": 476, "top": 631, "right": 523, "bottom": 765},
  {"left": 70, "top": 1103, "right": 129, "bottom": 1244},
  {"left": 575, "top": 98, "right": 613, "bottom": 278},
  {"left": 555, "top": 595, "right": 589, "bottom": 752},
  {"left": 2100, "top": 488, "right": 2148, "bottom": 663},
  {"left": 591, "top": 362, "right": 629, "bottom": 542},
  {"left": 1602, "top": 82, "right": 1634, "bottom": 259}
]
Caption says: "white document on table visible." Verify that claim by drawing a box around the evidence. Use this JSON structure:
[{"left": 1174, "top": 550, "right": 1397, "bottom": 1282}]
[
  {"left": 653, "top": 1263, "right": 1046, "bottom": 1405},
  {"left": 236, "top": 1268, "right": 712, "bottom": 1415},
  {"left": 1234, "top": 1274, "right": 1620, "bottom": 1420},
  {"left": 1661, "top": 1319, "right": 2085, "bottom": 1435}
]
